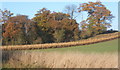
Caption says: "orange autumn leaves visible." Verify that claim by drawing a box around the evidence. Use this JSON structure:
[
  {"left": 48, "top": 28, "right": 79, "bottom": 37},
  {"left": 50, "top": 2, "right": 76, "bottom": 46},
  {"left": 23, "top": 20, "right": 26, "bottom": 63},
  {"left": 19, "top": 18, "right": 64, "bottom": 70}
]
[
  {"left": 79, "top": 2, "right": 114, "bottom": 38},
  {"left": 1, "top": 1, "right": 114, "bottom": 45},
  {"left": 3, "top": 22, "right": 20, "bottom": 38}
]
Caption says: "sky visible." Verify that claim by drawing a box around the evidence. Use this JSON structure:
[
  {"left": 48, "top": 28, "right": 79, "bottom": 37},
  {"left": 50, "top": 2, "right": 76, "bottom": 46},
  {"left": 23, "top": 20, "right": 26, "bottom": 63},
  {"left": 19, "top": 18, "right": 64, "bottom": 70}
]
[{"left": 0, "top": 2, "right": 119, "bottom": 30}]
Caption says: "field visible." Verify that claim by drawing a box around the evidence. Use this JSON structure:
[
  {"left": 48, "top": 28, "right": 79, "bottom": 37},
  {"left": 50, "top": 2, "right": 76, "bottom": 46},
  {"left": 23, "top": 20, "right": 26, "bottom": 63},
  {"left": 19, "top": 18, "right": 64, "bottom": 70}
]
[
  {"left": 32, "top": 38, "right": 118, "bottom": 53},
  {"left": 1, "top": 1, "right": 119, "bottom": 69},
  {"left": 2, "top": 38, "right": 118, "bottom": 68}
]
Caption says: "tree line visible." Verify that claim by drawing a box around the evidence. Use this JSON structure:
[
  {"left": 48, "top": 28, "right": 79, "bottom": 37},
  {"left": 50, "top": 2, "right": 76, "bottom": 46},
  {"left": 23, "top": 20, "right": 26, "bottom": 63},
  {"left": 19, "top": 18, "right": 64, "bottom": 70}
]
[{"left": 0, "top": 2, "right": 114, "bottom": 45}]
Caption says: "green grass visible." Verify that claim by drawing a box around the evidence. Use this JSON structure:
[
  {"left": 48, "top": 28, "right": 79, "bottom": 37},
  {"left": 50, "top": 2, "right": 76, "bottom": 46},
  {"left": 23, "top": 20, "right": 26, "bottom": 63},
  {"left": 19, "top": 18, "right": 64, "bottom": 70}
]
[{"left": 29, "top": 39, "right": 118, "bottom": 53}]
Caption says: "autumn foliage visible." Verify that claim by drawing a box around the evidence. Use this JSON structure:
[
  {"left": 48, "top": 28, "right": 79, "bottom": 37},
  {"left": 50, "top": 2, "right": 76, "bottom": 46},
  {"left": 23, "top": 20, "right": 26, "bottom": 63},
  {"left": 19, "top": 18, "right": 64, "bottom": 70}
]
[
  {"left": 78, "top": 2, "right": 114, "bottom": 38},
  {"left": 0, "top": 1, "right": 116, "bottom": 46}
]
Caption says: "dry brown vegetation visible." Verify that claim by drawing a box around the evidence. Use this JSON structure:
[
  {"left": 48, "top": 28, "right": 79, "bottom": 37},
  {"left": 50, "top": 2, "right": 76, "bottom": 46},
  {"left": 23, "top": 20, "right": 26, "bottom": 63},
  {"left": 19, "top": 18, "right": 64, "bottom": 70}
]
[
  {"left": 1, "top": 32, "right": 120, "bottom": 51},
  {"left": 2, "top": 51, "right": 118, "bottom": 68},
  {"left": 2, "top": 32, "right": 119, "bottom": 68}
]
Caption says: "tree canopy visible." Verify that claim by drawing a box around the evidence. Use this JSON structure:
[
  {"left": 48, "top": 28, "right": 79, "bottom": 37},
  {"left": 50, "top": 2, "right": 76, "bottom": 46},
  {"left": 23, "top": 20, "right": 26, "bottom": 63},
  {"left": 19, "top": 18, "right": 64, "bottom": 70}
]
[
  {"left": 1, "top": 2, "right": 114, "bottom": 45},
  {"left": 78, "top": 2, "right": 114, "bottom": 38}
]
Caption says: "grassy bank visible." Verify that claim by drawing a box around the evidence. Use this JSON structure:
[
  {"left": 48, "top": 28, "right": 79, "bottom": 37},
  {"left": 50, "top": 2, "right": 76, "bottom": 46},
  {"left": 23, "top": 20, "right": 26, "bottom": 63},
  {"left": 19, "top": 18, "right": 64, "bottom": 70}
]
[{"left": 31, "top": 38, "right": 118, "bottom": 53}]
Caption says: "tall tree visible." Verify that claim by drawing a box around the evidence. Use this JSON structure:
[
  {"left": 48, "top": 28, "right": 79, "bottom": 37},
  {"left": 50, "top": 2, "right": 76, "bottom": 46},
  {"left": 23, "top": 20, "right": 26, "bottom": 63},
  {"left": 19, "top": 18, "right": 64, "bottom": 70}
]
[
  {"left": 2, "top": 15, "right": 41, "bottom": 45},
  {"left": 33, "top": 8, "right": 80, "bottom": 43},
  {"left": 33, "top": 8, "right": 54, "bottom": 43},
  {"left": 78, "top": 2, "right": 114, "bottom": 37},
  {"left": 0, "top": 9, "right": 13, "bottom": 45}
]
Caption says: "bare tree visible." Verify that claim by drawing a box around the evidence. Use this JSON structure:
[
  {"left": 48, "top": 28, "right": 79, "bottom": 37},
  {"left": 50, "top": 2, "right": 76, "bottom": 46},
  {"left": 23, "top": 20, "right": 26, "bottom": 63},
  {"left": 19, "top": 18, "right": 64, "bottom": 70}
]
[{"left": 64, "top": 4, "right": 77, "bottom": 19}]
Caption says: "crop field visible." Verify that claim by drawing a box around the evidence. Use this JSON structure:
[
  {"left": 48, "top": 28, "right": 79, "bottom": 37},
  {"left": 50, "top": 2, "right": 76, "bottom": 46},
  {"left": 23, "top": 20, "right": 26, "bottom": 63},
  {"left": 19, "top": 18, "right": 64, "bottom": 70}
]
[
  {"left": 2, "top": 38, "right": 118, "bottom": 68},
  {"left": 2, "top": 51, "right": 118, "bottom": 68}
]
